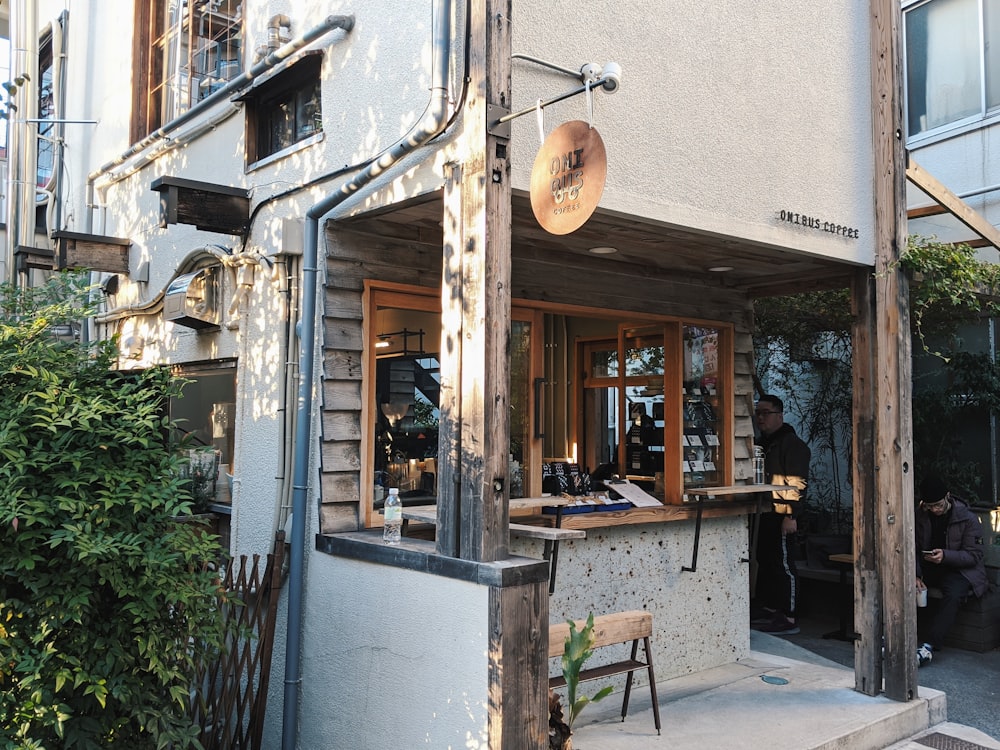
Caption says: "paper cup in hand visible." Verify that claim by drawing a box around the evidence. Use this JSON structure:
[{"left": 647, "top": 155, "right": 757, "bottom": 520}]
[{"left": 916, "top": 588, "right": 928, "bottom": 608}]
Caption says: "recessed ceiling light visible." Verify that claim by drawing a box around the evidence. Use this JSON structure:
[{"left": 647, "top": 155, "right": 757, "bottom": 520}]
[
  {"left": 588, "top": 246, "right": 618, "bottom": 255},
  {"left": 708, "top": 265, "right": 734, "bottom": 272}
]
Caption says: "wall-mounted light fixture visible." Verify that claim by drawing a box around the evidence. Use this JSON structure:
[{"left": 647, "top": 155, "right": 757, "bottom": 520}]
[
  {"left": 101, "top": 274, "right": 120, "bottom": 295},
  {"left": 374, "top": 328, "right": 426, "bottom": 357}
]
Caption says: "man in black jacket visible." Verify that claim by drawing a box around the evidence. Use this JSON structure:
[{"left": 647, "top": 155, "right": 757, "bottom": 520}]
[
  {"left": 751, "top": 394, "right": 811, "bottom": 635},
  {"left": 914, "top": 475, "right": 988, "bottom": 667}
]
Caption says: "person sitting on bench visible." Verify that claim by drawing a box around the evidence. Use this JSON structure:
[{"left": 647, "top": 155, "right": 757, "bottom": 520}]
[{"left": 914, "top": 475, "right": 988, "bottom": 667}]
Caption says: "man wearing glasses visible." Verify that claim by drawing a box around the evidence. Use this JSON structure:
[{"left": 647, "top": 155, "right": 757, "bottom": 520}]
[
  {"left": 751, "top": 394, "right": 811, "bottom": 635},
  {"left": 914, "top": 475, "right": 987, "bottom": 667}
]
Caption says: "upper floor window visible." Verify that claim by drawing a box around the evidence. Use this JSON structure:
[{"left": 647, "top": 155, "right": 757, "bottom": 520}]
[
  {"left": 241, "top": 52, "right": 323, "bottom": 167},
  {"left": 904, "top": 0, "right": 1000, "bottom": 138},
  {"left": 132, "top": 0, "right": 243, "bottom": 142},
  {"left": 37, "top": 34, "right": 54, "bottom": 190}
]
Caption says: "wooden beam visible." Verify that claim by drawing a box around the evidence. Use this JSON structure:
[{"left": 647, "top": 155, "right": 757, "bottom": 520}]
[
  {"left": 906, "top": 203, "right": 948, "bottom": 220},
  {"left": 871, "top": 0, "right": 918, "bottom": 701},
  {"left": 906, "top": 158, "right": 1000, "bottom": 250},
  {"left": 435, "top": 4, "right": 548, "bottom": 748}
]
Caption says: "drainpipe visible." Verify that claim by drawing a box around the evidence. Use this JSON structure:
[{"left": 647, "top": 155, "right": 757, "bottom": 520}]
[
  {"left": 5, "top": 0, "right": 39, "bottom": 284},
  {"left": 39, "top": 11, "right": 69, "bottom": 236},
  {"left": 84, "top": 15, "right": 356, "bottom": 234},
  {"left": 281, "top": 1, "right": 454, "bottom": 747}
]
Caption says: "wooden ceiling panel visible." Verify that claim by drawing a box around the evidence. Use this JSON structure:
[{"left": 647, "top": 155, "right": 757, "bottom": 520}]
[{"left": 336, "top": 191, "right": 855, "bottom": 298}]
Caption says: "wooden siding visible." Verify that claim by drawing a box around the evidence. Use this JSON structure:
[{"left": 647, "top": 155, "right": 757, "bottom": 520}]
[{"left": 319, "top": 225, "right": 759, "bottom": 530}]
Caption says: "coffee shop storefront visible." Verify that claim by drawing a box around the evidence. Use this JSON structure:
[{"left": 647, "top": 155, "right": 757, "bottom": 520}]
[
  {"left": 293, "top": 2, "right": 905, "bottom": 747},
  {"left": 310, "top": 188, "right": 864, "bottom": 747}
]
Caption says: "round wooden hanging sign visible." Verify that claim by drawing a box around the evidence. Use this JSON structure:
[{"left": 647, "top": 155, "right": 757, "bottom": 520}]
[{"left": 529, "top": 120, "right": 607, "bottom": 235}]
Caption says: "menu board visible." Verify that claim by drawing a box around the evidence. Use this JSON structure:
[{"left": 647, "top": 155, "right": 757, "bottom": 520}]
[{"left": 605, "top": 480, "right": 662, "bottom": 507}]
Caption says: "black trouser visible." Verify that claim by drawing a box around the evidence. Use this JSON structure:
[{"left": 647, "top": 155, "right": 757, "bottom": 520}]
[
  {"left": 921, "top": 567, "right": 973, "bottom": 649},
  {"left": 755, "top": 511, "right": 798, "bottom": 618}
]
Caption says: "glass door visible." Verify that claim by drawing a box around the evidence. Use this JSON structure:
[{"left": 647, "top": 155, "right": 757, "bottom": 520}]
[
  {"left": 682, "top": 324, "right": 726, "bottom": 494},
  {"left": 622, "top": 325, "right": 665, "bottom": 491}
]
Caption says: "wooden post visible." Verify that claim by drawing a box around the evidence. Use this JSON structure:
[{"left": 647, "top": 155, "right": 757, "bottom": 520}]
[
  {"left": 851, "top": 269, "right": 883, "bottom": 695},
  {"left": 438, "top": 0, "right": 512, "bottom": 563},
  {"left": 869, "top": 0, "right": 918, "bottom": 701},
  {"left": 440, "top": 4, "right": 547, "bottom": 747}
]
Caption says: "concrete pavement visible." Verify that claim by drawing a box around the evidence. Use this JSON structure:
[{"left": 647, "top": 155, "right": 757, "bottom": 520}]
[{"left": 566, "top": 629, "right": 1000, "bottom": 750}]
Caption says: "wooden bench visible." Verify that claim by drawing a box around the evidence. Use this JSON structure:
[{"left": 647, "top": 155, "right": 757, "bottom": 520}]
[
  {"left": 920, "top": 586, "right": 1000, "bottom": 653},
  {"left": 401, "top": 506, "right": 585, "bottom": 593},
  {"left": 548, "top": 610, "right": 661, "bottom": 734}
]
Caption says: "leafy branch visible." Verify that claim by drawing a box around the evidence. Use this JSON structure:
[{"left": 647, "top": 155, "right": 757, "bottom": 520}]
[
  {"left": 561, "top": 613, "right": 613, "bottom": 730},
  {"left": 0, "top": 73, "right": 30, "bottom": 121},
  {"left": 899, "top": 235, "right": 1000, "bottom": 357}
]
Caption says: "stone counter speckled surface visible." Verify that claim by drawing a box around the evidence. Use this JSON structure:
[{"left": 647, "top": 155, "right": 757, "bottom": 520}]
[{"left": 512, "top": 513, "right": 751, "bottom": 690}]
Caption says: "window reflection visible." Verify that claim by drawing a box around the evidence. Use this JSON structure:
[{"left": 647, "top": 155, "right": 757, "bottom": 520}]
[{"left": 373, "top": 334, "right": 441, "bottom": 508}]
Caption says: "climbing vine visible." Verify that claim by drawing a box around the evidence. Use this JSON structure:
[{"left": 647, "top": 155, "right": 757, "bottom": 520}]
[
  {"left": 753, "top": 235, "right": 1000, "bottom": 519},
  {"left": 899, "top": 235, "right": 1000, "bottom": 356}
]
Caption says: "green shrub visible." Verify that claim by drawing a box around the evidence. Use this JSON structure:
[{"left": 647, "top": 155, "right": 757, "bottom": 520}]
[{"left": 0, "top": 273, "right": 228, "bottom": 748}]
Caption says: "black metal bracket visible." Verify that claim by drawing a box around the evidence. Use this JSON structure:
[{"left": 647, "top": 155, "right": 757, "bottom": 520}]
[
  {"left": 542, "top": 505, "right": 565, "bottom": 595},
  {"left": 681, "top": 498, "right": 705, "bottom": 572}
]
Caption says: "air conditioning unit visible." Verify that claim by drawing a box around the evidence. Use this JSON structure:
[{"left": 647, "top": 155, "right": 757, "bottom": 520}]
[{"left": 164, "top": 266, "right": 220, "bottom": 330}]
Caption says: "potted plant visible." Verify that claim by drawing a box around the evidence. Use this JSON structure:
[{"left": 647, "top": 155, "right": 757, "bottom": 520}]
[{"left": 549, "top": 613, "right": 613, "bottom": 750}]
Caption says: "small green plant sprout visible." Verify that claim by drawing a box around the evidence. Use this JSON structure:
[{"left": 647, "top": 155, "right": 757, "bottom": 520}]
[
  {"left": 562, "top": 613, "right": 614, "bottom": 729},
  {"left": 1, "top": 73, "right": 30, "bottom": 120}
]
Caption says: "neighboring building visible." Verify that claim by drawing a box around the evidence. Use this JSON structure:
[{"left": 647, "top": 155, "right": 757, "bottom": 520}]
[
  {"left": 903, "top": 0, "right": 1000, "bottom": 504},
  {"left": 2, "top": 1, "right": 921, "bottom": 748}
]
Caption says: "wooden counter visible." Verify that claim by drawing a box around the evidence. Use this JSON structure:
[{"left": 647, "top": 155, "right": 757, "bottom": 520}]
[
  {"left": 535, "top": 484, "right": 787, "bottom": 530},
  {"left": 548, "top": 500, "right": 753, "bottom": 530}
]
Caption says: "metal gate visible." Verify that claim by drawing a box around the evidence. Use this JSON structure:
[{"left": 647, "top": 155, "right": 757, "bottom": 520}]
[{"left": 191, "top": 531, "right": 286, "bottom": 750}]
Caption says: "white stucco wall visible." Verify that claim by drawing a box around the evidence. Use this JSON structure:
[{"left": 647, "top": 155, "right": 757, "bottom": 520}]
[
  {"left": 280, "top": 551, "right": 491, "bottom": 750},
  {"left": 39, "top": 0, "right": 448, "bottom": 557},
  {"left": 508, "top": 0, "right": 876, "bottom": 266}
]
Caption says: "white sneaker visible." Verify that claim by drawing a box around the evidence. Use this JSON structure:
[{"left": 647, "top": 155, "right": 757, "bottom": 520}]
[{"left": 916, "top": 642, "right": 933, "bottom": 667}]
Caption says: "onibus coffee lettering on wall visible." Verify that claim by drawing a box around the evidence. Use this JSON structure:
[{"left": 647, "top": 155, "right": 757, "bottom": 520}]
[
  {"left": 530, "top": 120, "right": 607, "bottom": 235},
  {"left": 776, "top": 209, "right": 860, "bottom": 239}
]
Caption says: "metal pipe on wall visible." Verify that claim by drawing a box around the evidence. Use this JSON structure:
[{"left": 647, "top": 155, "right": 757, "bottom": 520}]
[
  {"left": 84, "top": 15, "right": 357, "bottom": 233},
  {"left": 5, "top": 0, "right": 39, "bottom": 284},
  {"left": 282, "top": 2, "right": 453, "bottom": 746}
]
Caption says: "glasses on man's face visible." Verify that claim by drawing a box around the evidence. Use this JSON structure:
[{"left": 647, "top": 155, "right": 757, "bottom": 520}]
[
  {"left": 921, "top": 494, "right": 949, "bottom": 510},
  {"left": 755, "top": 410, "right": 780, "bottom": 417}
]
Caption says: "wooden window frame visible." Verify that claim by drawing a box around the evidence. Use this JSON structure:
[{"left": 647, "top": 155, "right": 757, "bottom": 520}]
[
  {"left": 131, "top": 0, "right": 242, "bottom": 143},
  {"left": 360, "top": 284, "right": 735, "bottom": 524},
  {"left": 242, "top": 52, "right": 324, "bottom": 168}
]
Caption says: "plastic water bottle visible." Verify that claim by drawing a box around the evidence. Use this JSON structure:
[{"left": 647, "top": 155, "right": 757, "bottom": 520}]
[
  {"left": 383, "top": 487, "right": 402, "bottom": 545},
  {"left": 753, "top": 446, "right": 765, "bottom": 484}
]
